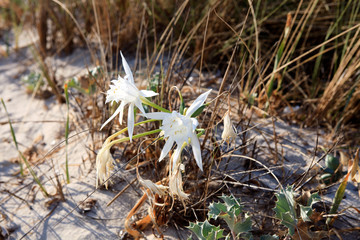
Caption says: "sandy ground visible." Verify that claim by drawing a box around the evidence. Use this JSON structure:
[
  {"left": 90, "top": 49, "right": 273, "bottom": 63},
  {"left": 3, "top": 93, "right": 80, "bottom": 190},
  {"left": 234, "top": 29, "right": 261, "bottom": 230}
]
[{"left": 0, "top": 30, "right": 359, "bottom": 240}]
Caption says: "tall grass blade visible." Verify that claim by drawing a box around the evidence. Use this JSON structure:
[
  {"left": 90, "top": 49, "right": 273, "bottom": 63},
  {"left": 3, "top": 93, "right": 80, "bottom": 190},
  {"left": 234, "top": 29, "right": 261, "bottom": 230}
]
[
  {"left": 64, "top": 83, "right": 70, "bottom": 184},
  {"left": 311, "top": 0, "right": 352, "bottom": 96},
  {"left": 1, "top": 98, "right": 49, "bottom": 197}
]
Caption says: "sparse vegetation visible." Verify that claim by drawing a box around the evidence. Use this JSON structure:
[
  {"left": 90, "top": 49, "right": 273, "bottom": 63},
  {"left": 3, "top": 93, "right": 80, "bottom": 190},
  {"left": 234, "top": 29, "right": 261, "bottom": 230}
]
[{"left": 0, "top": 0, "right": 359, "bottom": 239}]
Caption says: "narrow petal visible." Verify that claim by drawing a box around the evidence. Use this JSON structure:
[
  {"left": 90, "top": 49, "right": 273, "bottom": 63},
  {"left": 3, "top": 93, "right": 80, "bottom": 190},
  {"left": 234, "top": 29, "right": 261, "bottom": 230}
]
[
  {"left": 171, "top": 147, "right": 182, "bottom": 171},
  {"left": 140, "top": 90, "right": 158, "bottom": 97},
  {"left": 159, "top": 137, "right": 174, "bottom": 162},
  {"left": 127, "top": 103, "right": 135, "bottom": 142},
  {"left": 100, "top": 103, "right": 124, "bottom": 130},
  {"left": 191, "top": 118, "right": 199, "bottom": 131},
  {"left": 190, "top": 134, "right": 203, "bottom": 171},
  {"left": 145, "top": 112, "right": 170, "bottom": 120},
  {"left": 118, "top": 101, "right": 126, "bottom": 125},
  {"left": 121, "top": 51, "right": 134, "bottom": 84},
  {"left": 134, "top": 98, "right": 146, "bottom": 116},
  {"left": 186, "top": 89, "right": 212, "bottom": 117}
]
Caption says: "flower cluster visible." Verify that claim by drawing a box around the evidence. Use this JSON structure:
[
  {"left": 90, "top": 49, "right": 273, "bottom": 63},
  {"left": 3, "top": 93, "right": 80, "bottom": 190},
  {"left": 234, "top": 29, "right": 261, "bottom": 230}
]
[{"left": 96, "top": 52, "right": 237, "bottom": 201}]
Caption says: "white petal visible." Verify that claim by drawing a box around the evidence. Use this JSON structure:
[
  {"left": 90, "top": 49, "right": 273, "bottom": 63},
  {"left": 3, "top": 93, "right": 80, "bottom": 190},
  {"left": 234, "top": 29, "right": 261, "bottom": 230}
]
[
  {"left": 191, "top": 118, "right": 199, "bottom": 131},
  {"left": 145, "top": 112, "right": 170, "bottom": 120},
  {"left": 100, "top": 103, "right": 124, "bottom": 130},
  {"left": 159, "top": 137, "right": 174, "bottom": 162},
  {"left": 121, "top": 51, "right": 134, "bottom": 84},
  {"left": 171, "top": 147, "right": 182, "bottom": 171},
  {"left": 118, "top": 101, "right": 126, "bottom": 125},
  {"left": 186, "top": 89, "right": 212, "bottom": 117},
  {"left": 127, "top": 103, "right": 135, "bottom": 142},
  {"left": 190, "top": 134, "right": 203, "bottom": 171},
  {"left": 134, "top": 98, "right": 146, "bottom": 116},
  {"left": 140, "top": 90, "right": 158, "bottom": 97}
]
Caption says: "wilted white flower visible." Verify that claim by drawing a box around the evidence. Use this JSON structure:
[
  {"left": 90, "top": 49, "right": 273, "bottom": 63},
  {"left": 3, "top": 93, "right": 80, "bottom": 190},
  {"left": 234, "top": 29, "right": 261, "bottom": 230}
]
[
  {"left": 138, "top": 177, "right": 168, "bottom": 197},
  {"left": 145, "top": 89, "right": 211, "bottom": 171},
  {"left": 100, "top": 52, "right": 158, "bottom": 141},
  {"left": 169, "top": 157, "right": 189, "bottom": 205},
  {"left": 221, "top": 110, "right": 237, "bottom": 144},
  {"left": 96, "top": 144, "right": 114, "bottom": 189}
]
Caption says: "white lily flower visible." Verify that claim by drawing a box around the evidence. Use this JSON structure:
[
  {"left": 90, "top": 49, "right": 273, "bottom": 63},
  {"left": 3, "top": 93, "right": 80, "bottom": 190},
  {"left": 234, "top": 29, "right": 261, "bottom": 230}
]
[
  {"left": 100, "top": 52, "right": 158, "bottom": 141},
  {"left": 221, "top": 110, "right": 237, "bottom": 144},
  {"left": 146, "top": 89, "right": 211, "bottom": 171}
]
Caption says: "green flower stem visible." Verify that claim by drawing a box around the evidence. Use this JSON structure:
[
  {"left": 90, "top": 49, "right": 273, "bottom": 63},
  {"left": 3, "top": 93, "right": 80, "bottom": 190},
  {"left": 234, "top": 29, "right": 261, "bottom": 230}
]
[
  {"left": 196, "top": 130, "right": 205, "bottom": 137},
  {"left": 104, "top": 129, "right": 162, "bottom": 152},
  {"left": 140, "top": 96, "right": 171, "bottom": 113},
  {"left": 106, "top": 119, "right": 159, "bottom": 143}
]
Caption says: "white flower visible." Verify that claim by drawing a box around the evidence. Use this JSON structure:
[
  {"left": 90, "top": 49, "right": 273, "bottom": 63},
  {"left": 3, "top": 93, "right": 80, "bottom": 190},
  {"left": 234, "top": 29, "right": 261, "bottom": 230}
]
[
  {"left": 146, "top": 89, "right": 211, "bottom": 171},
  {"left": 96, "top": 144, "right": 114, "bottom": 189},
  {"left": 221, "top": 110, "right": 237, "bottom": 144},
  {"left": 100, "top": 52, "right": 158, "bottom": 141}
]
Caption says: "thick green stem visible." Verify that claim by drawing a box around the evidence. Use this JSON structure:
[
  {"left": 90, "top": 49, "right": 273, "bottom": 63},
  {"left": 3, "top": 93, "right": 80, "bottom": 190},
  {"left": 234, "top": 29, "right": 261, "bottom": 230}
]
[
  {"left": 103, "top": 129, "right": 162, "bottom": 152},
  {"left": 140, "top": 96, "right": 171, "bottom": 113},
  {"left": 105, "top": 119, "right": 159, "bottom": 143}
]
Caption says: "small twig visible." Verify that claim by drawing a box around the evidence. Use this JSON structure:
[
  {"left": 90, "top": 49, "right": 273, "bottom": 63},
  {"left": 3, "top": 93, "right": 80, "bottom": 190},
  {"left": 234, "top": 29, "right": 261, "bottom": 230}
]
[
  {"left": 107, "top": 178, "right": 137, "bottom": 207},
  {"left": 20, "top": 202, "right": 59, "bottom": 239},
  {"left": 1, "top": 190, "right": 32, "bottom": 209}
]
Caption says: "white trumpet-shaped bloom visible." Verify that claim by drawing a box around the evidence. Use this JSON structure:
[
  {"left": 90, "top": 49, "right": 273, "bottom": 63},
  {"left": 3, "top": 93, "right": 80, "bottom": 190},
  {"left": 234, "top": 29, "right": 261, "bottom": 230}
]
[
  {"left": 146, "top": 89, "right": 211, "bottom": 171},
  {"left": 100, "top": 52, "right": 158, "bottom": 141},
  {"left": 221, "top": 110, "right": 237, "bottom": 144}
]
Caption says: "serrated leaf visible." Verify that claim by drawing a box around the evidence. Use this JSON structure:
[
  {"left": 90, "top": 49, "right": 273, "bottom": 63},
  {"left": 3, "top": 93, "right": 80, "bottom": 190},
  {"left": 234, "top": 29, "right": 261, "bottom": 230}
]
[
  {"left": 273, "top": 186, "right": 296, "bottom": 220},
  {"left": 280, "top": 211, "right": 297, "bottom": 236},
  {"left": 208, "top": 202, "right": 227, "bottom": 220},
  {"left": 219, "top": 213, "right": 236, "bottom": 231},
  {"left": 233, "top": 214, "right": 252, "bottom": 234},
  {"left": 202, "top": 220, "right": 215, "bottom": 237},
  {"left": 299, "top": 205, "right": 312, "bottom": 222},
  {"left": 188, "top": 222, "right": 204, "bottom": 240},
  {"left": 299, "top": 192, "right": 321, "bottom": 222},
  {"left": 187, "top": 220, "right": 225, "bottom": 240},
  {"left": 219, "top": 194, "right": 243, "bottom": 214}
]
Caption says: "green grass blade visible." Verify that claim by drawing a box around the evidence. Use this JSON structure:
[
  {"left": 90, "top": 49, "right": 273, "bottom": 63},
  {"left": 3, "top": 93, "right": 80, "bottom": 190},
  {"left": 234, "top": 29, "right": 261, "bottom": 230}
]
[
  {"left": 1, "top": 98, "right": 49, "bottom": 197},
  {"left": 1, "top": 98, "right": 23, "bottom": 175},
  {"left": 64, "top": 83, "right": 70, "bottom": 183}
]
